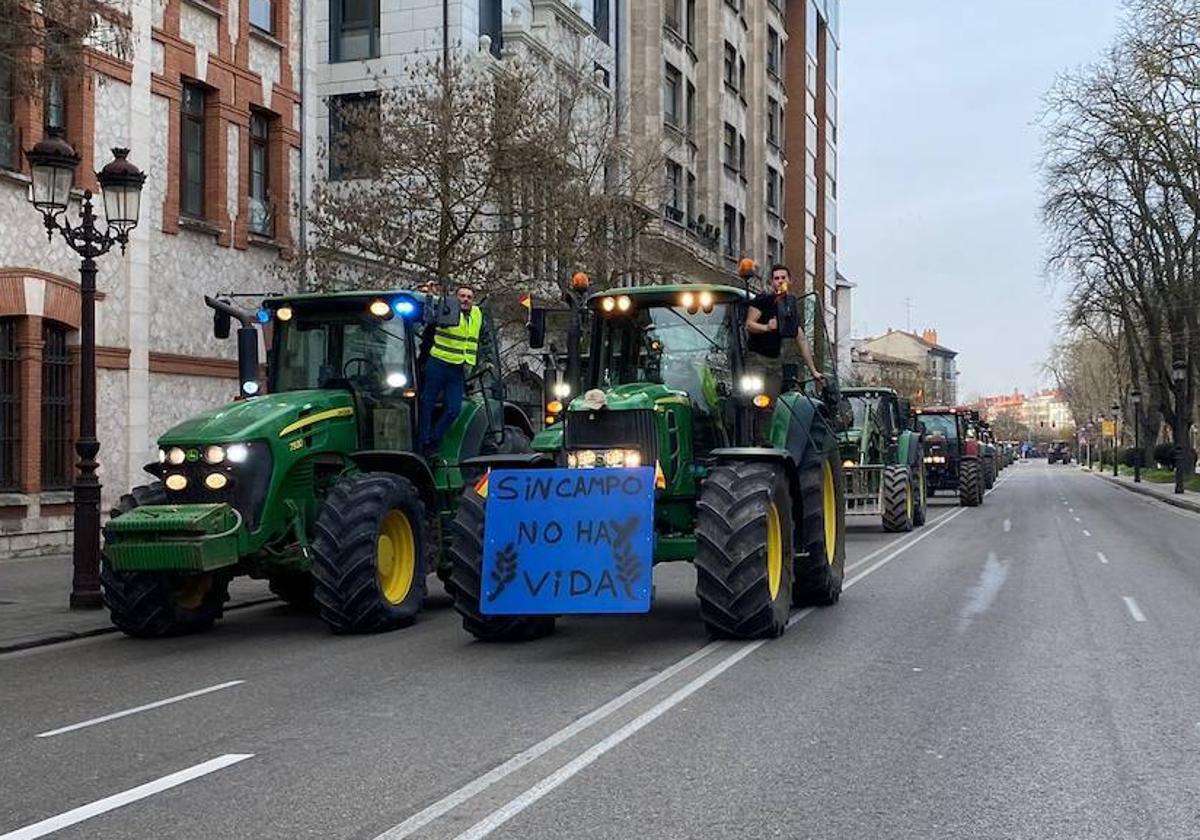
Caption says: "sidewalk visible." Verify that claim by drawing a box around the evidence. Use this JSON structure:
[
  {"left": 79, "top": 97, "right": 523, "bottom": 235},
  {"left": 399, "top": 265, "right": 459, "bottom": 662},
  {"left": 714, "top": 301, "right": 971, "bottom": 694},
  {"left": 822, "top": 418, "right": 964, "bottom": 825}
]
[
  {"left": 0, "top": 554, "right": 275, "bottom": 653},
  {"left": 1082, "top": 464, "right": 1200, "bottom": 515}
]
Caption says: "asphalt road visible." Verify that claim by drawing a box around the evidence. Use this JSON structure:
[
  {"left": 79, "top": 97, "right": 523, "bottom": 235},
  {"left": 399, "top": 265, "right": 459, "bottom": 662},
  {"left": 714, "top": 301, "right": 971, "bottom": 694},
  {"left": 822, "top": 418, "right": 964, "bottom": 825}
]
[{"left": 2, "top": 462, "right": 1198, "bottom": 840}]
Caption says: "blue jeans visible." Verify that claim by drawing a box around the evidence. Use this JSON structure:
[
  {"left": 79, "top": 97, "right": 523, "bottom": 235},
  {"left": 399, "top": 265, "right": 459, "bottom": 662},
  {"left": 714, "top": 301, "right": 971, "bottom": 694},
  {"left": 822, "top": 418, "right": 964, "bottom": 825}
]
[{"left": 420, "top": 357, "right": 466, "bottom": 449}]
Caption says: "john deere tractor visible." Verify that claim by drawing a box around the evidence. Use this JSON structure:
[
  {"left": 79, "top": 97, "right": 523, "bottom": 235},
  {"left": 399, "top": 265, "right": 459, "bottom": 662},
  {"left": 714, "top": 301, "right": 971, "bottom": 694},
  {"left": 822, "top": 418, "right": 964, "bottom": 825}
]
[
  {"left": 100, "top": 290, "right": 533, "bottom": 637},
  {"left": 838, "top": 387, "right": 927, "bottom": 532},
  {"left": 913, "top": 406, "right": 985, "bottom": 506},
  {"left": 966, "top": 411, "right": 998, "bottom": 490},
  {"left": 445, "top": 282, "right": 846, "bottom": 642}
]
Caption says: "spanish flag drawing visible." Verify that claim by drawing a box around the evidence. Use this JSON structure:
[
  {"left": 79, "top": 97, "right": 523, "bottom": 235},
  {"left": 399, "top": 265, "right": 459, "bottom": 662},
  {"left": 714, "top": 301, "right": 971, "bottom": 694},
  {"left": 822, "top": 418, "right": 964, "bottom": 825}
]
[
  {"left": 474, "top": 470, "right": 489, "bottom": 498},
  {"left": 519, "top": 293, "right": 532, "bottom": 311}
]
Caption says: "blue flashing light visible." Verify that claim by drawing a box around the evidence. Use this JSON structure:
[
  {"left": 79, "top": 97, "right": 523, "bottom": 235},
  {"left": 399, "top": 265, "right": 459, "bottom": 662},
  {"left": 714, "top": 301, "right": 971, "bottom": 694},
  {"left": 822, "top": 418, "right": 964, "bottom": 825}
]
[
  {"left": 255, "top": 307, "right": 271, "bottom": 324},
  {"left": 393, "top": 297, "right": 418, "bottom": 318}
]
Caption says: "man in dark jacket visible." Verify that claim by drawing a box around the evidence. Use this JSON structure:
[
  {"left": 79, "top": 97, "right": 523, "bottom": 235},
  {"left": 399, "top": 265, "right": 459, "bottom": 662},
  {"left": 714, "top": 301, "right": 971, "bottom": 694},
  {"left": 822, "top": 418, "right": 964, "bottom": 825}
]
[{"left": 744, "top": 264, "right": 824, "bottom": 396}]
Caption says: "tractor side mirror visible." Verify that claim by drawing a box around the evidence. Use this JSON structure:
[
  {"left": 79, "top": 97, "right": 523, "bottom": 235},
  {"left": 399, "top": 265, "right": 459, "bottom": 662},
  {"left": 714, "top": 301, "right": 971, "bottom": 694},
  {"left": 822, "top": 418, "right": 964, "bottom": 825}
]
[
  {"left": 213, "top": 308, "right": 231, "bottom": 340},
  {"left": 897, "top": 398, "right": 911, "bottom": 423},
  {"left": 528, "top": 307, "right": 547, "bottom": 350}
]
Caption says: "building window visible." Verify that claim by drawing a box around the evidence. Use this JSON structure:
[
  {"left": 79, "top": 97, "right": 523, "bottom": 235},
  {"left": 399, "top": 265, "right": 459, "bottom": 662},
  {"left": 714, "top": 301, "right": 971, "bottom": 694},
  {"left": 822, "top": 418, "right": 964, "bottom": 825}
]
[
  {"left": 767, "top": 166, "right": 779, "bottom": 211},
  {"left": 663, "top": 63, "right": 681, "bottom": 128},
  {"left": 685, "top": 81, "right": 696, "bottom": 136},
  {"left": 594, "top": 0, "right": 610, "bottom": 44},
  {"left": 723, "top": 43, "right": 737, "bottom": 90},
  {"left": 664, "top": 0, "right": 681, "bottom": 33},
  {"left": 250, "top": 0, "right": 273, "bottom": 32},
  {"left": 767, "top": 27, "right": 780, "bottom": 77},
  {"left": 180, "top": 83, "right": 206, "bottom": 219},
  {"left": 329, "top": 92, "right": 380, "bottom": 181},
  {"left": 738, "top": 57, "right": 746, "bottom": 95},
  {"left": 723, "top": 203, "right": 736, "bottom": 257},
  {"left": 738, "top": 212, "right": 746, "bottom": 256},
  {"left": 739, "top": 134, "right": 746, "bottom": 176},
  {"left": 40, "top": 322, "right": 72, "bottom": 491},
  {"left": 686, "top": 0, "right": 696, "bottom": 46},
  {"left": 44, "top": 74, "right": 67, "bottom": 134},
  {"left": 723, "top": 123, "right": 736, "bottom": 171},
  {"left": 686, "top": 171, "right": 696, "bottom": 224},
  {"left": 331, "top": 0, "right": 380, "bottom": 62},
  {"left": 664, "top": 159, "right": 683, "bottom": 222},
  {"left": 767, "top": 96, "right": 780, "bottom": 146},
  {"left": 0, "top": 59, "right": 14, "bottom": 168},
  {"left": 249, "top": 111, "right": 272, "bottom": 236},
  {"left": 767, "top": 235, "right": 780, "bottom": 266},
  {"left": 480, "top": 0, "right": 503, "bottom": 57},
  {"left": 0, "top": 318, "right": 18, "bottom": 491}
]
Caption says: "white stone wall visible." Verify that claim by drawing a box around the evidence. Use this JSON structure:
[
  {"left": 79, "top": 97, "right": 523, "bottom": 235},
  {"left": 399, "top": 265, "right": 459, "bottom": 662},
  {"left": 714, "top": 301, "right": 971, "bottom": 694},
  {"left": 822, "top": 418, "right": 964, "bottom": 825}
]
[
  {"left": 97, "top": 368, "right": 131, "bottom": 509},
  {"left": 249, "top": 36, "right": 282, "bottom": 104}
]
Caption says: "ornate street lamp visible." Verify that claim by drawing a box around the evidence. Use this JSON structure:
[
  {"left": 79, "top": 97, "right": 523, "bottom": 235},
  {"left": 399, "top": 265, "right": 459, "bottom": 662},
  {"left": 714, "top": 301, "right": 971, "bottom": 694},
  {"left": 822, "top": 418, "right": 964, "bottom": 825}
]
[
  {"left": 1130, "top": 390, "right": 1142, "bottom": 483},
  {"left": 1172, "top": 357, "right": 1187, "bottom": 495},
  {"left": 26, "top": 131, "right": 145, "bottom": 608}
]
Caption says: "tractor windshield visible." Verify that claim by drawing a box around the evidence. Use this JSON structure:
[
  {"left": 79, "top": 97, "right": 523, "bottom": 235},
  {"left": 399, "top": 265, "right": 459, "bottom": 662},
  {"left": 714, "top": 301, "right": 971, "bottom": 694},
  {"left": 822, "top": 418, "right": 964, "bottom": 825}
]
[
  {"left": 270, "top": 312, "right": 414, "bottom": 396},
  {"left": 921, "top": 414, "right": 959, "bottom": 440},
  {"left": 845, "top": 396, "right": 873, "bottom": 430},
  {"left": 590, "top": 304, "right": 732, "bottom": 410}
]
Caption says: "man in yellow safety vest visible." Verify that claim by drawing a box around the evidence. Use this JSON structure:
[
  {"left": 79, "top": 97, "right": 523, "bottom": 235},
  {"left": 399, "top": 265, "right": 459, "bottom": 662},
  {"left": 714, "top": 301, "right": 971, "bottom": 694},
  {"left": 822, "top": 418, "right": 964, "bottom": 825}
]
[{"left": 420, "top": 284, "right": 483, "bottom": 454}]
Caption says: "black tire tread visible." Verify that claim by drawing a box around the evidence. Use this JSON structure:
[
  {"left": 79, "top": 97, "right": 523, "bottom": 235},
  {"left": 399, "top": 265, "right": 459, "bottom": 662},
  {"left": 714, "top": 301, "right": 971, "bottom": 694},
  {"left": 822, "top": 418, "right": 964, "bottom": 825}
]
[
  {"left": 881, "top": 464, "right": 913, "bottom": 533},
  {"left": 959, "top": 458, "right": 983, "bottom": 507},
  {"left": 791, "top": 446, "right": 846, "bottom": 607}
]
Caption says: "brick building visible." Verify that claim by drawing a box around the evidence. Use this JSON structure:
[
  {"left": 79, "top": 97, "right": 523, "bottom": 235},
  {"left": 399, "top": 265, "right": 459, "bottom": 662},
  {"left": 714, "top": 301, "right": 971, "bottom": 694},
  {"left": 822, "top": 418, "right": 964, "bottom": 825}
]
[{"left": 0, "top": 0, "right": 303, "bottom": 556}]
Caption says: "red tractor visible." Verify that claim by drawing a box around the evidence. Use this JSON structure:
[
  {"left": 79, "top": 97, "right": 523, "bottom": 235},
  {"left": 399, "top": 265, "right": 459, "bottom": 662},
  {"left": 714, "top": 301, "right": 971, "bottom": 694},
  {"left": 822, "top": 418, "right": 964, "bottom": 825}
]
[{"left": 913, "top": 406, "right": 985, "bottom": 506}]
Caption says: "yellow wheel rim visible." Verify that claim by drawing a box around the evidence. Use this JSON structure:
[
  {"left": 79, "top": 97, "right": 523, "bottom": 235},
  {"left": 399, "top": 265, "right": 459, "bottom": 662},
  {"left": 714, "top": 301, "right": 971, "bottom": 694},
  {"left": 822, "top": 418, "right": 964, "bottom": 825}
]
[
  {"left": 766, "top": 502, "right": 783, "bottom": 600},
  {"left": 175, "top": 574, "right": 212, "bottom": 610},
  {"left": 906, "top": 479, "right": 913, "bottom": 520},
  {"left": 377, "top": 510, "right": 416, "bottom": 605},
  {"left": 822, "top": 461, "right": 837, "bottom": 565}
]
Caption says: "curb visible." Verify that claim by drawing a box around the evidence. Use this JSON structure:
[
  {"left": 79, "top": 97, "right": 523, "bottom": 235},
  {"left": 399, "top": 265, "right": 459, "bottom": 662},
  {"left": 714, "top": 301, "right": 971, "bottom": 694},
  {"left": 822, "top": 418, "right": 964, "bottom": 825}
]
[
  {"left": 0, "top": 596, "right": 279, "bottom": 654},
  {"left": 1090, "top": 470, "right": 1200, "bottom": 515}
]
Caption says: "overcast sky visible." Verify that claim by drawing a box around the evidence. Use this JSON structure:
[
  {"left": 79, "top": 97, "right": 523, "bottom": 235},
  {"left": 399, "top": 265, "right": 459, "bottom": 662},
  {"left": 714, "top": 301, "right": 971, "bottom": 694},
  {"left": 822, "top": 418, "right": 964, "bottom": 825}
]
[{"left": 838, "top": 0, "right": 1125, "bottom": 399}]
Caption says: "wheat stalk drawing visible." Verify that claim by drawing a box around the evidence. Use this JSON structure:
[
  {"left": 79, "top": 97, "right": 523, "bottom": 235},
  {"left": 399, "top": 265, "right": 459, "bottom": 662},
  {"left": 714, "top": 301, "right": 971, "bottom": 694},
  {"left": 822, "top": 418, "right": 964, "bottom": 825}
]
[
  {"left": 487, "top": 543, "right": 519, "bottom": 602},
  {"left": 611, "top": 515, "right": 643, "bottom": 599}
]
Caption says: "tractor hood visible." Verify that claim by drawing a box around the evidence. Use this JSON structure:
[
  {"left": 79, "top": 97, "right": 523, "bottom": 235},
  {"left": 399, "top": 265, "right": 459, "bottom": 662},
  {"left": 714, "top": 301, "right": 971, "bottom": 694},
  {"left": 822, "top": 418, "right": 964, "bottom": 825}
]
[
  {"left": 158, "top": 390, "right": 355, "bottom": 445},
  {"left": 567, "top": 383, "right": 684, "bottom": 413}
]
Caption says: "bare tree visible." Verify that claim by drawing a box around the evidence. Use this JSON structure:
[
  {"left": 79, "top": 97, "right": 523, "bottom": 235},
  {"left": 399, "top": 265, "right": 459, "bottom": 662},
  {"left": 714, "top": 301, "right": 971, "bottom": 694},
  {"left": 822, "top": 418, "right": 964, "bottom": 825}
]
[{"left": 0, "top": 1, "right": 131, "bottom": 96}]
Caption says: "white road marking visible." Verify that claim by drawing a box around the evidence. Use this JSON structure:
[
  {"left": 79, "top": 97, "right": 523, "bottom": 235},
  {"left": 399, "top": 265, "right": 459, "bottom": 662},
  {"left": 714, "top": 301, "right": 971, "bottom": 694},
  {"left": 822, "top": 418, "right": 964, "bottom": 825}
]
[
  {"left": 0, "top": 754, "right": 252, "bottom": 840},
  {"left": 843, "top": 507, "right": 957, "bottom": 575},
  {"left": 1083, "top": 529, "right": 1092, "bottom": 537},
  {"left": 1097, "top": 552, "right": 1109, "bottom": 565},
  {"left": 1122, "top": 596, "right": 1147, "bottom": 623},
  {"left": 1073, "top": 516, "right": 1081, "bottom": 522},
  {"left": 36, "top": 680, "right": 245, "bottom": 738},
  {"left": 442, "top": 506, "right": 971, "bottom": 840},
  {"left": 1003, "top": 519, "right": 1011, "bottom": 532},
  {"left": 959, "top": 552, "right": 1008, "bottom": 629}
]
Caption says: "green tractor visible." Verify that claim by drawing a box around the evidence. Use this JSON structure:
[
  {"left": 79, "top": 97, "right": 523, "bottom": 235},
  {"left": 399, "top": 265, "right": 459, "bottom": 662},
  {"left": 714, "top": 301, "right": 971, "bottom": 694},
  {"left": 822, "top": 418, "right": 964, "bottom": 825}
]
[
  {"left": 100, "top": 290, "right": 534, "bottom": 637},
  {"left": 445, "top": 283, "right": 847, "bottom": 641},
  {"left": 967, "top": 411, "right": 998, "bottom": 490},
  {"left": 837, "top": 387, "right": 927, "bottom": 532}
]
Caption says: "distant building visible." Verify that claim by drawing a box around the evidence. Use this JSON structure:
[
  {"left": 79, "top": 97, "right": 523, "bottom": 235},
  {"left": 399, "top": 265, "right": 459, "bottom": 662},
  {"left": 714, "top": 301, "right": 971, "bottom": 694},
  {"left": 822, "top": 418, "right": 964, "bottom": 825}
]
[
  {"left": 849, "top": 344, "right": 922, "bottom": 400},
  {"left": 855, "top": 327, "right": 958, "bottom": 405},
  {"left": 972, "top": 389, "right": 1073, "bottom": 439}
]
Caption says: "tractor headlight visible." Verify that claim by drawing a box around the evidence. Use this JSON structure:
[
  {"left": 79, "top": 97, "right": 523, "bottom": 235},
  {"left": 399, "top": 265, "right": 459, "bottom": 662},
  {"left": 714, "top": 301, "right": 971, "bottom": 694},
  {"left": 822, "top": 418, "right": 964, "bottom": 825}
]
[
  {"left": 752, "top": 394, "right": 772, "bottom": 409},
  {"left": 601, "top": 297, "right": 616, "bottom": 312},
  {"left": 623, "top": 450, "right": 641, "bottom": 468},
  {"left": 227, "top": 443, "right": 250, "bottom": 463},
  {"left": 275, "top": 305, "right": 293, "bottom": 322},
  {"left": 553, "top": 381, "right": 571, "bottom": 399},
  {"left": 843, "top": 460, "right": 856, "bottom": 469},
  {"left": 165, "top": 473, "right": 188, "bottom": 491},
  {"left": 604, "top": 449, "right": 625, "bottom": 467},
  {"left": 616, "top": 295, "right": 632, "bottom": 312},
  {"left": 680, "top": 291, "right": 696, "bottom": 308},
  {"left": 739, "top": 375, "right": 765, "bottom": 394},
  {"left": 205, "top": 472, "right": 229, "bottom": 491},
  {"left": 203, "top": 445, "right": 226, "bottom": 465},
  {"left": 576, "top": 449, "right": 598, "bottom": 467},
  {"left": 165, "top": 446, "right": 186, "bottom": 465}
]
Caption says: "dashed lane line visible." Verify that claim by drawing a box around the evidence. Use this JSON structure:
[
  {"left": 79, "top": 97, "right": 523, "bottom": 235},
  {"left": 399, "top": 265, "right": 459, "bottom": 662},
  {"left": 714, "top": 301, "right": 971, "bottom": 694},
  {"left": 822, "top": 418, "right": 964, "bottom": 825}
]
[
  {"left": 1083, "top": 530, "right": 1092, "bottom": 537},
  {"left": 0, "top": 754, "right": 253, "bottom": 840},
  {"left": 1122, "top": 596, "right": 1147, "bottom": 623},
  {"left": 1098, "top": 552, "right": 1109, "bottom": 565},
  {"left": 36, "top": 681, "right": 245, "bottom": 738}
]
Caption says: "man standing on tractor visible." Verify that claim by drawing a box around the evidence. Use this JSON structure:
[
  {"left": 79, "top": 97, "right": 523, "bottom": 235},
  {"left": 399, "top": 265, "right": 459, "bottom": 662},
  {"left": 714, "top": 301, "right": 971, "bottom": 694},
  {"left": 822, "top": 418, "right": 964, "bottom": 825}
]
[
  {"left": 420, "top": 284, "right": 483, "bottom": 455},
  {"left": 745, "top": 264, "right": 825, "bottom": 395}
]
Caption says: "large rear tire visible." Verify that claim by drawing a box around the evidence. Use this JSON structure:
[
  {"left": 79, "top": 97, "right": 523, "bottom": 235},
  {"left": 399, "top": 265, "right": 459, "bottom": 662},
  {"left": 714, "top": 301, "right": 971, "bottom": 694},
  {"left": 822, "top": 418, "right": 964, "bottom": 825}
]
[
  {"left": 101, "top": 483, "right": 231, "bottom": 638},
  {"left": 881, "top": 464, "right": 914, "bottom": 533},
  {"left": 912, "top": 461, "right": 928, "bottom": 527},
  {"left": 447, "top": 485, "right": 557, "bottom": 642},
  {"left": 695, "top": 462, "right": 794, "bottom": 639},
  {"left": 791, "top": 447, "right": 846, "bottom": 607},
  {"left": 983, "top": 456, "right": 996, "bottom": 489},
  {"left": 312, "top": 472, "right": 429, "bottom": 633},
  {"left": 958, "top": 458, "right": 983, "bottom": 507}
]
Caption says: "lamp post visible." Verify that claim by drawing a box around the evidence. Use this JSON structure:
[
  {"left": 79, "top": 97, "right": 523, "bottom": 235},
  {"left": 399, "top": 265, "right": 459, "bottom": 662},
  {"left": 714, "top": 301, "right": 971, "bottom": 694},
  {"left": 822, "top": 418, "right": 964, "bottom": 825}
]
[
  {"left": 1172, "top": 357, "right": 1187, "bottom": 495},
  {"left": 1111, "top": 401, "right": 1120, "bottom": 477},
  {"left": 25, "top": 131, "right": 145, "bottom": 609},
  {"left": 1131, "top": 390, "right": 1142, "bottom": 483}
]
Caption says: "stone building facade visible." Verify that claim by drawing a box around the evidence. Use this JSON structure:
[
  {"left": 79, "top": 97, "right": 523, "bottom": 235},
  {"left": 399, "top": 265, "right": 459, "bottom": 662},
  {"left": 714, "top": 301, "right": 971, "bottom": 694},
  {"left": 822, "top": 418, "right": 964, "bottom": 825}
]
[{"left": 0, "top": 0, "right": 302, "bottom": 556}]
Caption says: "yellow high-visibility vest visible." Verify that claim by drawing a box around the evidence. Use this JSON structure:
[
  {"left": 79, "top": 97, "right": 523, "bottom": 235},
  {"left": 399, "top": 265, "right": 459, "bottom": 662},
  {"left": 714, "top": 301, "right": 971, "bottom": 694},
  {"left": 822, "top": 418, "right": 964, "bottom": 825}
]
[{"left": 430, "top": 306, "right": 483, "bottom": 366}]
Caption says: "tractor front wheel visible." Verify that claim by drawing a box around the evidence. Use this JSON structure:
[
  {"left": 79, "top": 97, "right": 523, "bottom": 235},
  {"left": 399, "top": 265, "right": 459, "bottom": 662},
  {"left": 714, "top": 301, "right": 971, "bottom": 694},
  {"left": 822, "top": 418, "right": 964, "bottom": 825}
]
[
  {"left": 958, "top": 458, "right": 984, "bottom": 507},
  {"left": 983, "top": 457, "right": 996, "bottom": 489},
  {"left": 312, "top": 473, "right": 429, "bottom": 633},
  {"left": 791, "top": 448, "right": 846, "bottom": 606},
  {"left": 695, "top": 462, "right": 794, "bottom": 638},
  {"left": 881, "top": 464, "right": 914, "bottom": 533},
  {"left": 447, "top": 486, "right": 557, "bottom": 642},
  {"left": 101, "top": 483, "right": 231, "bottom": 638}
]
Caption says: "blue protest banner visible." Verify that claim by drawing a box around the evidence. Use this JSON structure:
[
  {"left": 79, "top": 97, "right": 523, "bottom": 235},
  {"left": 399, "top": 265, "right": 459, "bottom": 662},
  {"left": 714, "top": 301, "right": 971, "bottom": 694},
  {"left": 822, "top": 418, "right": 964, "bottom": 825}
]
[{"left": 481, "top": 467, "right": 656, "bottom": 615}]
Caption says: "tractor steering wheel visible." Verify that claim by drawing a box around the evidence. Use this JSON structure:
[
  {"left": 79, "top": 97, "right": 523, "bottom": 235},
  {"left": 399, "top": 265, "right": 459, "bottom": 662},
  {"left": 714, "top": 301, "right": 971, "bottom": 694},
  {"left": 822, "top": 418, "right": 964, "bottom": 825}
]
[{"left": 342, "top": 356, "right": 384, "bottom": 385}]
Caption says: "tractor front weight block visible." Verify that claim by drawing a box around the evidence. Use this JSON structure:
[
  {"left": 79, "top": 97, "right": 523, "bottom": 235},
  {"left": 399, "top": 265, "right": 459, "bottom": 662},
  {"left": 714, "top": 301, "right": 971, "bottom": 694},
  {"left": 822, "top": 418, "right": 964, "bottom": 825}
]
[{"left": 103, "top": 503, "right": 243, "bottom": 573}]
